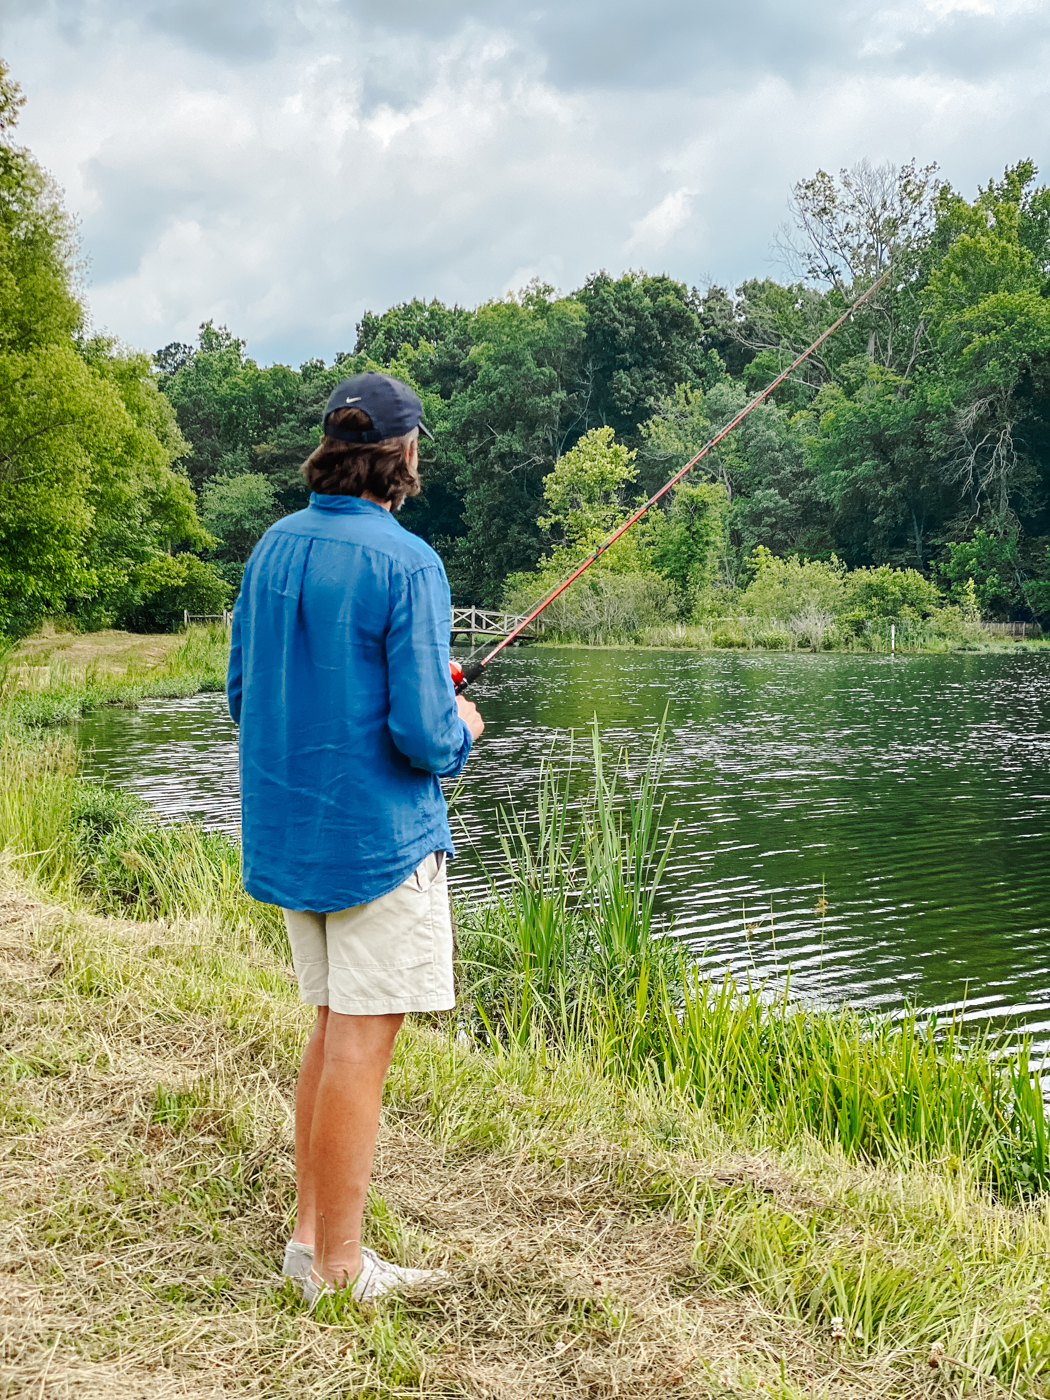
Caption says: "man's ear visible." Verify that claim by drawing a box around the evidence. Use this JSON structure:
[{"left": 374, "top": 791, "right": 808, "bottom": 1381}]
[{"left": 406, "top": 435, "right": 420, "bottom": 469}]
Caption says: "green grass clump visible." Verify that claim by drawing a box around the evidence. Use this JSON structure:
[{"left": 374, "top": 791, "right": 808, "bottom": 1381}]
[{"left": 457, "top": 723, "right": 679, "bottom": 1046}]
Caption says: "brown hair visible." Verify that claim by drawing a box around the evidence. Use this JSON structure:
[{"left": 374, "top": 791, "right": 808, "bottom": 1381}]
[{"left": 301, "top": 406, "right": 421, "bottom": 507}]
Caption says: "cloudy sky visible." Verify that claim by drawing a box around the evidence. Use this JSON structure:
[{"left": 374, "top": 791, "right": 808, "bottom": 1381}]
[{"left": 2, "top": 0, "right": 1049, "bottom": 366}]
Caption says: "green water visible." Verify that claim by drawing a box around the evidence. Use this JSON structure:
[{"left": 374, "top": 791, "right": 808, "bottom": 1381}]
[{"left": 75, "top": 647, "right": 1050, "bottom": 1033}]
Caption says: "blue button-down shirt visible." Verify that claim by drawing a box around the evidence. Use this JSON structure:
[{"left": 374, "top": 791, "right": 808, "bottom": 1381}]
[{"left": 227, "top": 493, "right": 473, "bottom": 912}]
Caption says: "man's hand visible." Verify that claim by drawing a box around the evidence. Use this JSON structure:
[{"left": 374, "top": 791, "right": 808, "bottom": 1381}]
[{"left": 457, "top": 694, "right": 484, "bottom": 741}]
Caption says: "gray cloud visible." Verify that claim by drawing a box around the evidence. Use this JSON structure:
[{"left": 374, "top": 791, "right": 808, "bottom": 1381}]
[
  {"left": 2, "top": 0, "right": 1048, "bottom": 366},
  {"left": 885, "top": 8, "right": 1050, "bottom": 81},
  {"left": 144, "top": 1, "right": 297, "bottom": 64}
]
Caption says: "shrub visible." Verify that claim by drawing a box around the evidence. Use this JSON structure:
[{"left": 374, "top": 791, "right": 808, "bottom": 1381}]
[
  {"left": 787, "top": 603, "right": 836, "bottom": 649},
  {"left": 116, "top": 555, "right": 231, "bottom": 633},
  {"left": 505, "top": 568, "right": 676, "bottom": 643},
  {"left": 740, "top": 547, "right": 846, "bottom": 623},
  {"left": 936, "top": 530, "right": 1022, "bottom": 619},
  {"left": 844, "top": 564, "right": 941, "bottom": 619}
]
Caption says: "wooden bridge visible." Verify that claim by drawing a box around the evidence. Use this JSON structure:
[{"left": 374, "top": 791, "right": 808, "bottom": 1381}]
[{"left": 451, "top": 608, "right": 536, "bottom": 643}]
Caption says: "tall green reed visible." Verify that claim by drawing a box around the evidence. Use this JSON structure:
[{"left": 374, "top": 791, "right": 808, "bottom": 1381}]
[
  {"left": 457, "top": 719, "right": 681, "bottom": 1046},
  {"left": 458, "top": 720, "right": 1049, "bottom": 1196}
]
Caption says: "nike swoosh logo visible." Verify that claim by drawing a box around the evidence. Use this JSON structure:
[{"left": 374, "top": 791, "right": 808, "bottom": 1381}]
[{"left": 345, "top": 396, "right": 362, "bottom": 402}]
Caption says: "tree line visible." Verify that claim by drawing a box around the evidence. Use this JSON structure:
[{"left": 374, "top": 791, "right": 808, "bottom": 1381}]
[{"left": 2, "top": 54, "right": 1048, "bottom": 637}]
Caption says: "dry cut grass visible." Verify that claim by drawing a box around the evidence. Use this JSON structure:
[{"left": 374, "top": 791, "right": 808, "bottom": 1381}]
[
  {"left": 2, "top": 878, "right": 1050, "bottom": 1399},
  {"left": 11, "top": 627, "right": 186, "bottom": 676}
]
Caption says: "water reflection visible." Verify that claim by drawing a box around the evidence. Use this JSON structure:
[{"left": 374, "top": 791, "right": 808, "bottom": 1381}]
[{"left": 75, "top": 648, "right": 1050, "bottom": 1037}]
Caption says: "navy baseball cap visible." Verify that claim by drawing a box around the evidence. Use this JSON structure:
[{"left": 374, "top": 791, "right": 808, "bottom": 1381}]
[{"left": 323, "top": 370, "right": 434, "bottom": 444}]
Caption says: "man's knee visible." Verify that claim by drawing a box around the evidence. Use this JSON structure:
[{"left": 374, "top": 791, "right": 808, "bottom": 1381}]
[{"left": 322, "top": 1010, "right": 404, "bottom": 1067}]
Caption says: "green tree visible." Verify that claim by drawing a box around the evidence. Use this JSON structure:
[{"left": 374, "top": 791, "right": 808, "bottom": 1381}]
[
  {"left": 445, "top": 286, "right": 587, "bottom": 601},
  {"left": 923, "top": 163, "right": 1050, "bottom": 529},
  {"left": 502, "top": 424, "right": 674, "bottom": 638},
  {"left": 199, "top": 473, "right": 283, "bottom": 590},
  {"left": 355, "top": 297, "right": 475, "bottom": 399},
  {"left": 648, "top": 480, "right": 729, "bottom": 596},
  {"left": 577, "top": 271, "right": 718, "bottom": 437},
  {"left": 538, "top": 426, "right": 637, "bottom": 552},
  {"left": 935, "top": 529, "right": 1024, "bottom": 618},
  {"left": 1022, "top": 547, "right": 1050, "bottom": 620},
  {"left": 806, "top": 369, "right": 951, "bottom": 569},
  {"left": 350, "top": 300, "right": 477, "bottom": 552},
  {"left": 157, "top": 322, "right": 301, "bottom": 490},
  {"left": 117, "top": 554, "right": 230, "bottom": 633},
  {"left": 0, "top": 64, "right": 222, "bottom": 635},
  {"left": 640, "top": 381, "right": 824, "bottom": 574}
]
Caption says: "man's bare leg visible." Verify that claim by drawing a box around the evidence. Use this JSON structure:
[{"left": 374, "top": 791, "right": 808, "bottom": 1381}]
[
  {"left": 291, "top": 1006, "right": 329, "bottom": 1248},
  {"left": 304, "top": 1010, "right": 405, "bottom": 1286}
]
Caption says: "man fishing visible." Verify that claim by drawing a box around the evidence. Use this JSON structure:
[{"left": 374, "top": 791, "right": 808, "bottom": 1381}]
[{"left": 227, "top": 370, "right": 483, "bottom": 1306}]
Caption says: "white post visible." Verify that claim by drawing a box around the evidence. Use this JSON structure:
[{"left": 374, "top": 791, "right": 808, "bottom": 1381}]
[
  {"left": 890, "top": 622, "right": 896, "bottom": 654},
  {"left": 184, "top": 609, "right": 189, "bottom": 627}
]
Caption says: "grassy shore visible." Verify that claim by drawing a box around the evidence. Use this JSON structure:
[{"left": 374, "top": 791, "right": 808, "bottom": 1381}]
[
  {"left": 2, "top": 630, "right": 1050, "bottom": 1397},
  {"left": 529, "top": 622, "right": 1047, "bottom": 654}
]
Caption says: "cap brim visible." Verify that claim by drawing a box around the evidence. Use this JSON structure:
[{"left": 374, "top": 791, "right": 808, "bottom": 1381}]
[{"left": 418, "top": 421, "right": 435, "bottom": 441}]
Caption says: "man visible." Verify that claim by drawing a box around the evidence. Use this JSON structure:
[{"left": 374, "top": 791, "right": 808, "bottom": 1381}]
[{"left": 227, "top": 370, "right": 483, "bottom": 1306}]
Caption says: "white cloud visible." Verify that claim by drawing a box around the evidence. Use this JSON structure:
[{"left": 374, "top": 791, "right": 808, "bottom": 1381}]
[
  {"left": 863, "top": 0, "right": 1043, "bottom": 54},
  {"left": 625, "top": 188, "right": 695, "bottom": 254},
  {"left": 1, "top": 2, "right": 1047, "bottom": 364}
]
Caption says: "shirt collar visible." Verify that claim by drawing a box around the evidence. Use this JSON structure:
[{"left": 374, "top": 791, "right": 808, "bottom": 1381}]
[{"left": 309, "top": 492, "right": 391, "bottom": 515}]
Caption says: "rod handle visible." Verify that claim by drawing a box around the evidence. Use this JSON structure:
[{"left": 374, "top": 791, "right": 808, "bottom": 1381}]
[{"left": 449, "top": 659, "right": 485, "bottom": 694}]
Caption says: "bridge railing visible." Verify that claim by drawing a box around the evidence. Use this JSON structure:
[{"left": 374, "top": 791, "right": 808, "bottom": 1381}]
[
  {"left": 450, "top": 608, "right": 536, "bottom": 639},
  {"left": 983, "top": 621, "right": 1042, "bottom": 638}
]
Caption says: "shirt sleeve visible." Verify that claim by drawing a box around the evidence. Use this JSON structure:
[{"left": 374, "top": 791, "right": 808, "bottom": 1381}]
[
  {"left": 385, "top": 563, "right": 473, "bottom": 777},
  {"left": 227, "top": 594, "right": 243, "bottom": 725}
]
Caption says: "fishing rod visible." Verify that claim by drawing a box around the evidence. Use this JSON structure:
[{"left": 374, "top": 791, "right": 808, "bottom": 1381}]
[{"left": 450, "top": 269, "right": 891, "bottom": 693}]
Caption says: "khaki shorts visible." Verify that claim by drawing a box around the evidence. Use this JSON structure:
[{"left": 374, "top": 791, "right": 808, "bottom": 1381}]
[{"left": 282, "top": 852, "right": 455, "bottom": 1016}]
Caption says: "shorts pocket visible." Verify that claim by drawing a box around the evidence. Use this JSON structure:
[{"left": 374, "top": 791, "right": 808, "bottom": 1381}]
[{"left": 406, "top": 850, "right": 445, "bottom": 893}]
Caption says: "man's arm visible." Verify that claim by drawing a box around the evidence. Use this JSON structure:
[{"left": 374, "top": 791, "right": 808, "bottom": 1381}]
[
  {"left": 227, "top": 596, "right": 243, "bottom": 725},
  {"left": 385, "top": 564, "right": 476, "bottom": 776}
]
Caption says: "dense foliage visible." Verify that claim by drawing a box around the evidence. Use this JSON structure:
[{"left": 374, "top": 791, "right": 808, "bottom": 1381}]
[
  {"left": 4, "top": 52, "right": 1050, "bottom": 635},
  {"left": 151, "top": 159, "right": 1050, "bottom": 629},
  {"left": 0, "top": 64, "right": 227, "bottom": 636}
]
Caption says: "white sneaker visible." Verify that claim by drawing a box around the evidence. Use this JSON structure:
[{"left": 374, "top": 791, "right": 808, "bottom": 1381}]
[
  {"left": 302, "top": 1247, "right": 450, "bottom": 1307},
  {"left": 282, "top": 1240, "right": 314, "bottom": 1282}
]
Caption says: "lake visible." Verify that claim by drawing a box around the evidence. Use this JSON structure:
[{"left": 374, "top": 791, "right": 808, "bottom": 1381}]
[{"left": 75, "top": 647, "right": 1050, "bottom": 1037}]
